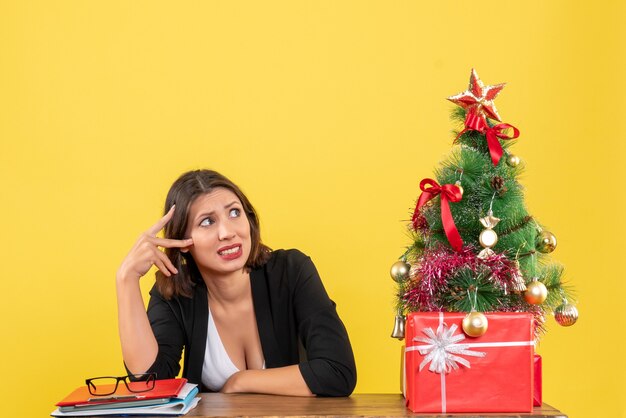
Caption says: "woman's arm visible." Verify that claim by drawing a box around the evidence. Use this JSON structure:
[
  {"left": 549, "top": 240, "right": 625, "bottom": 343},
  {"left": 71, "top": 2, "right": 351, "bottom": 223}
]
[
  {"left": 116, "top": 276, "right": 159, "bottom": 374},
  {"left": 290, "top": 251, "right": 357, "bottom": 396},
  {"left": 116, "top": 206, "right": 192, "bottom": 374},
  {"left": 221, "top": 365, "right": 314, "bottom": 396}
]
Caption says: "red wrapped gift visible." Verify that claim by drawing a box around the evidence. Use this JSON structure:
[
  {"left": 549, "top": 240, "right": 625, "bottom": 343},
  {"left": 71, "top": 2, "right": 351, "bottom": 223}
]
[
  {"left": 405, "top": 312, "right": 534, "bottom": 413},
  {"left": 534, "top": 354, "right": 542, "bottom": 406}
]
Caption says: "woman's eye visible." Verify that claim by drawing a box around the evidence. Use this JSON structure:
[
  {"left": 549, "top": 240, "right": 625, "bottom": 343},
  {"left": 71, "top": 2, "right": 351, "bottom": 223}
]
[
  {"left": 229, "top": 208, "right": 241, "bottom": 217},
  {"left": 200, "top": 217, "right": 214, "bottom": 227}
]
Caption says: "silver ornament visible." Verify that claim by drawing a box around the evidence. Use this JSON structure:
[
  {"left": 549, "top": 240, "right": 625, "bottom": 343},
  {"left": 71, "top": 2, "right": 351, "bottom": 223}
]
[
  {"left": 477, "top": 211, "right": 500, "bottom": 259},
  {"left": 390, "top": 313, "right": 406, "bottom": 339},
  {"left": 511, "top": 261, "right": 527, "bottom": 292}
]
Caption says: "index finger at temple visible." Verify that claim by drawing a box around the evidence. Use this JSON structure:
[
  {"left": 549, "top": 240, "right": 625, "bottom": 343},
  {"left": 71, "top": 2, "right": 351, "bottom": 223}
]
[
  {"left": 151, "top": 237, "right": 193, "bottom": 248},
  {"left": 146, "top": 205, "right": 176, "bottom": 236}
]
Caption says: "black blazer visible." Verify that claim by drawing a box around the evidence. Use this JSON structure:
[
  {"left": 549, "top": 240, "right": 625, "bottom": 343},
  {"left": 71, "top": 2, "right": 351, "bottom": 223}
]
[{"left": 140, "top": 249, "right": 357, "bottom": 396}]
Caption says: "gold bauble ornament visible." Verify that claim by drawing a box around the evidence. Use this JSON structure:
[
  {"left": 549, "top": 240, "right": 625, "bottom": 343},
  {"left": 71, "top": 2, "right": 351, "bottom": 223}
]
[
  {"left": 524, "top": 279, "right": 548, "bottom": 305},
  {"left": 536, "top": 230, "right": 557, "bottom": 253},
  {"left": 506, "top": 154, "right": 520, "bottom": 167},
  {"left": 462, "top": 311, "right": 489, "bottom": 337},
  {"left": 554, "top": 301, "right": 579, "bottom": 327},
  {"left": 390, "top": 261, "right": 410, "bottom": 282},
  {"left": 454, "top": 180, "right": 464, "bottom": 197}
]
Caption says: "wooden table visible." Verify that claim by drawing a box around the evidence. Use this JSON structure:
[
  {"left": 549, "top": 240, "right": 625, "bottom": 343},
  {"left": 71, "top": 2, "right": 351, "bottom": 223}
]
[{"left": 186, "top": 393, "right": 567, "bottom": 417}]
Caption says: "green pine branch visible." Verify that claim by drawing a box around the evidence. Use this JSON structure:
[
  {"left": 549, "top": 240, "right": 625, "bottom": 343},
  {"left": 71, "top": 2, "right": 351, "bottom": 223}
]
[
  {"left": 443, "top": 267, "right": 502, "bottom": 312},
  {"left": 537, "top": 263, "right": 571, "bottom": 312}
]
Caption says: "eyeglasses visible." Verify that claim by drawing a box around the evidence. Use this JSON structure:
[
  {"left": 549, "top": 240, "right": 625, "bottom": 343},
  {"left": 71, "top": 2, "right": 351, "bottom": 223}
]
[{"left": 85, "top": 373, "right": 157, "bottom": 396}]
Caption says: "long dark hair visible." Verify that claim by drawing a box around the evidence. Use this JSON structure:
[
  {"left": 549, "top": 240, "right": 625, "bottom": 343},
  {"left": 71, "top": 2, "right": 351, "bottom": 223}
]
[{"left": 155, "top": 170, "right": 271, "bottom": 299}]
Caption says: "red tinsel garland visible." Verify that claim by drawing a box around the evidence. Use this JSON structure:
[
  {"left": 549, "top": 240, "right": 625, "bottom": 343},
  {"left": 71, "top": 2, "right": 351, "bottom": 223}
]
[
  {"left": 403, "top": 245, "right": 545, "bottom": 337},
  {"left": 404, "top": 245, "right": 516, "bottom": 310}
]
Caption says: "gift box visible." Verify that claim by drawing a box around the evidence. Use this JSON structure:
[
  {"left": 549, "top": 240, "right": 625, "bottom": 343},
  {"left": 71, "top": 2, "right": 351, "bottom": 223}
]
[
  {"left": 405, "top": 312, "right": 534, "bottom": 413},
  {"left": 534, "top": 354, "right": 542, "bottom": 406},
  {"left": 402, "top": 346, "right": 542, "bottom": 407}
]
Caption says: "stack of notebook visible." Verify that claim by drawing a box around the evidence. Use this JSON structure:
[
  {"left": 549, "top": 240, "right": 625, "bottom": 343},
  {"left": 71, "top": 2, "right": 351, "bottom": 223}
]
[{"left": 51, "top": 378, "right": 199, "bottom": 416}]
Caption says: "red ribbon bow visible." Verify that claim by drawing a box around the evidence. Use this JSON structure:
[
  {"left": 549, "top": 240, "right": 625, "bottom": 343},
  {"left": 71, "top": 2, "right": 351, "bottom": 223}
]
[
  {"left": 464, "top": 109, "right": 488, "bottom": 132},
  {"left": 456, "top": 110, "right": 520, "bottom": 166},
  {"left": 485, "top": 123, "right": 520, "bottom": 166},
  {"left": 412, "top": 179, "right": 463, "bottom": 252}
]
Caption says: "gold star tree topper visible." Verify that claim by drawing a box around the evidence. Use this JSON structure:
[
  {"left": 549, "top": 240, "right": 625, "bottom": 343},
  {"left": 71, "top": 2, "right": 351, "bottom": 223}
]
[{"left": 448, "top": 69, "right": 506, "bottom": 123}]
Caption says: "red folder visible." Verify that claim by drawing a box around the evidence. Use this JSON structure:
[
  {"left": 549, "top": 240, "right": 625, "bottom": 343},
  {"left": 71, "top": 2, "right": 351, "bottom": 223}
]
[{"left": 56, "top": 378, "right": 187, "bottom": 407}]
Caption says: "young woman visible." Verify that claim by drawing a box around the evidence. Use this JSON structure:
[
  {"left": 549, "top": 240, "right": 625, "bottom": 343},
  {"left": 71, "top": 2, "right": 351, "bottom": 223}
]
[{"left": 116, "top": 170, "right": 356, "bottom": 396}]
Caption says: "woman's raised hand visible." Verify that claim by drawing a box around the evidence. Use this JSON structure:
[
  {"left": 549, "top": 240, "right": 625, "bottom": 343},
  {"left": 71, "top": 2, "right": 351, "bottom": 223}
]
[{"left": 116, "top": 206, "right": 193, "bottom": 282}]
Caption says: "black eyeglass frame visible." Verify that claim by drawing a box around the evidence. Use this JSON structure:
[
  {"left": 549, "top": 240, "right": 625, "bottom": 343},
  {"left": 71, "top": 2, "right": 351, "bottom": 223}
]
[{"left": 85, "top": 373, "right": 157, "bottom": 396}]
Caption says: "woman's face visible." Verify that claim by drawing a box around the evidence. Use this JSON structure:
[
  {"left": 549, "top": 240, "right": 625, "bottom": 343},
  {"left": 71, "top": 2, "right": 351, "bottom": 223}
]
[{"left": 184, "top": 187, "right": 252, "bottom": 278}]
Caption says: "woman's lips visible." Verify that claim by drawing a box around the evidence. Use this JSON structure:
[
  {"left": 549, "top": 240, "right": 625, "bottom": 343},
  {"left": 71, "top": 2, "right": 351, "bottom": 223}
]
[{"left": 217, "top": 244, "right": 242, "bottom": 260}]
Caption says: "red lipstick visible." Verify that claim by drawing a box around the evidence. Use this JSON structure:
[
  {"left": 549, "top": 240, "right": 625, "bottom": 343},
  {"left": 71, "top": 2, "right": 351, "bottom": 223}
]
[{"left": 217, "top": 244, "right": 242, "bottom": 260}]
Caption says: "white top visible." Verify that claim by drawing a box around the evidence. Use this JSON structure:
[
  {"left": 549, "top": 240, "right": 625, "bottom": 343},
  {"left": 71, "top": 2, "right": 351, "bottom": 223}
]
[{"left": 201, "top": 308, "right": 240, "bottom": 392}]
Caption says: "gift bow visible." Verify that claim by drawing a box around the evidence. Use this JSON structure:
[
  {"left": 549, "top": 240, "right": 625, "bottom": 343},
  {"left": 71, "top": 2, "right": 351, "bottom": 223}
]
[
  {"left": 413, "top": 323, "right": 486, "bottom": 374},
  {"left": 412, "top": 179, "right": 463, "bottom": 252},
  {"left": 456, "top": 110, "right": 520, "bottom": 166}
]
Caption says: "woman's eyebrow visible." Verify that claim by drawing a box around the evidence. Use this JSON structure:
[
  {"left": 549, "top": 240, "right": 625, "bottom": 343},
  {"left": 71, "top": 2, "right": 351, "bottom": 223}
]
[{"left": 194, "top": 201, "right": 240, "bottom": 221}]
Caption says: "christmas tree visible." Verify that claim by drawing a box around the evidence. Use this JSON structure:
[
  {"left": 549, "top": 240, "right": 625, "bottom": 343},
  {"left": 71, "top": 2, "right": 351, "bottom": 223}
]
[{"left": 390, "top": 69, "right": 578, "bottom": 340}]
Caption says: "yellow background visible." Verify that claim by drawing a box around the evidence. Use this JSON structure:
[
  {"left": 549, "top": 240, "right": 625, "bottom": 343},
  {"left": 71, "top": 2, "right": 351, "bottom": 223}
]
[{"left": 1, "top": 2, "right": 624, "bottom": 417}]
